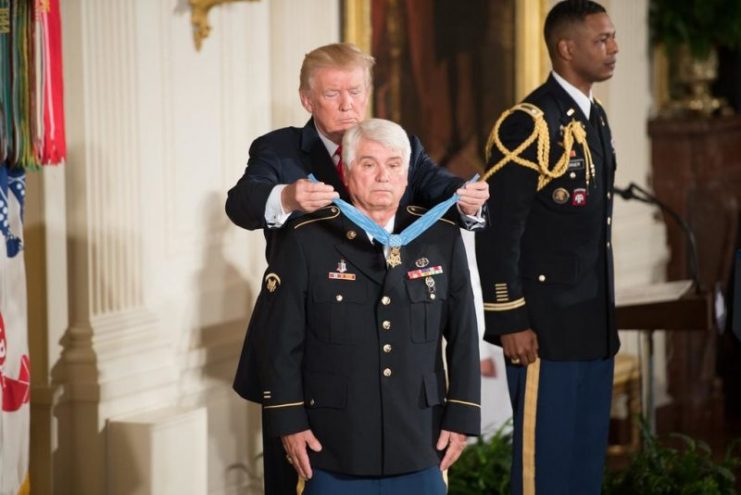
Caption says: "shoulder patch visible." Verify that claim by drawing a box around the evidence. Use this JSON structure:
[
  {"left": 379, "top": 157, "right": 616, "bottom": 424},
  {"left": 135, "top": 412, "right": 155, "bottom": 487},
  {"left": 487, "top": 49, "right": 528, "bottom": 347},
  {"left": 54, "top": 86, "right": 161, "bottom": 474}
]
[
  {"left": 293, "top": 205, "right": 340, "bottom": 229},
  {"left": 406, "top": 205, "right": 455, "bottom": 226}
]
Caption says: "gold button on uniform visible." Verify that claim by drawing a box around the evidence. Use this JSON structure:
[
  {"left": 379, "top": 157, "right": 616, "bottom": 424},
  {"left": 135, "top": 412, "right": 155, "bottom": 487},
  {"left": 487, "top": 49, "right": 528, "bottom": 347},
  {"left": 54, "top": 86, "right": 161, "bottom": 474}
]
[
  {"left": 569, "top": 172, "right": 577, "bottom": 179},
  {"left": 381, "top": 296, "right": 391, "bottom": 305},
  {"left": 538, "top": 274, "right": 546, "bottom": 282},
  {"left": 382, "top": 320, "right": 391, "bottom": 330},
  {"left": 336, "top": 294, "right": 343, "bottom": 302},
  {"left": 607, "top": 217, "right": 612, "bottom": 225},
  {"left": 383, "top": 368, "right": 392, "bottom": 377},
  {"left": 429, "top": 294, "right": 436, "bottom": 300},
  {"left": 383, "top": 344, "right": 392, "bottom": 353},
  {"left": 607, "top": 192, "right": 612, "bottom": 199},
  {"left": 309, "top": 399, "right": 315, "bottom": 406},
  {"left": 607, "top": 241, "right": 611, "bottom": 249}
]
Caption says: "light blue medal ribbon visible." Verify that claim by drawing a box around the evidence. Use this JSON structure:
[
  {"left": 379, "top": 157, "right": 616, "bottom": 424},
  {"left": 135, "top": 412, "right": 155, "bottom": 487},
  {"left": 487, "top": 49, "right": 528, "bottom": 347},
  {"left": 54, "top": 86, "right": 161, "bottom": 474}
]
[{"left": 307, "top": 173, "right": 480, "bottom": 267}]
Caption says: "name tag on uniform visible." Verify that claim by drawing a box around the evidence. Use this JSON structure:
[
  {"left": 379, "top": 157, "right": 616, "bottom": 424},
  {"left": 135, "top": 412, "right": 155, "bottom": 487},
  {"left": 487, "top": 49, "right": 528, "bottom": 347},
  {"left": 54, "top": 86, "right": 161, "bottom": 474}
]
[
  {"left": 568, "top": 158, "right": 585, "bottom": 170},
  {"left": 407, "top": 266, "right": 443, "bottom": 279}
]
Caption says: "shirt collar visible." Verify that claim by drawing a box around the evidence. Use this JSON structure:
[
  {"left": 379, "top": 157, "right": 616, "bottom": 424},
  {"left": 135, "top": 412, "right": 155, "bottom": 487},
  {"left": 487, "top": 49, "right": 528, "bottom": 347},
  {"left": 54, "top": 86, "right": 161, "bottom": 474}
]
[
  {"left": 366, "top": 216, "right": 396, "bottom": 244},
  {"left": 314, "top": 122, "right": 340, "bottom": 160},
  {"left": 551, "top": 70, "right": 593, "bottom": 119}
]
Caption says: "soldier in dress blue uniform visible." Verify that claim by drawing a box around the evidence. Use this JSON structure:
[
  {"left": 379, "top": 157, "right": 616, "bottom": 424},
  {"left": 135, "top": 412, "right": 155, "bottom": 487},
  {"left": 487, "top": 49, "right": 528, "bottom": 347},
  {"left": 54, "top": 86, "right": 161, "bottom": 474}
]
[
  {"left": 226, "top": 43, "right": 489, "bottom": 495},
  {"left": 475, "top": 1, "right": 620, "bottom": 493},
  {"left": 235, "top": 119, "right": 481, "bottom": 494}
]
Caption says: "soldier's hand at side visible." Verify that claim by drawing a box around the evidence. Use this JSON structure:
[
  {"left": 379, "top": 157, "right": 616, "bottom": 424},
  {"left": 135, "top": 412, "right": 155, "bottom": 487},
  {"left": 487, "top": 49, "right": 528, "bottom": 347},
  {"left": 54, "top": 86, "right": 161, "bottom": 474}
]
[
  {"left": 281, "top": 429, "right": 323, "bottom": 481},
  {"left": 437, "top": 430, "right": 468, "bottom": 471},
  {"left": 281, "top": 179, "right": 339, "bottom": 214},
  {"left": 456, "top": 180, "right": 489, "bottom": 216},
  {"left": 501, "top": 329, "right": 539, "bottom": 366},
  {"left": 480, "top": 357, "right": 497, "bottom": 377}
]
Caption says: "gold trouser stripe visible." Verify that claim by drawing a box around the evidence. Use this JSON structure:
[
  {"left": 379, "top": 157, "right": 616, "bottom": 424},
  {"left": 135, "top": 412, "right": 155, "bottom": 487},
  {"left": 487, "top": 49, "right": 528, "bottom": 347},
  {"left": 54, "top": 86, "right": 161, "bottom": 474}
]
[
  {"left": 447, "top": 399, "right": 481, "bottom": 408},
  {"left": 523, "top": 358, "right": 541, "bottom": 495},
  {"left": 483, "top": 298, "right": 526, "bottom": 311},
  {"left": 297, "top": 479, "right": 305, "bottom": 495},
  {"left": 263, "top": 401, "right": 304, "bottom": 410}
]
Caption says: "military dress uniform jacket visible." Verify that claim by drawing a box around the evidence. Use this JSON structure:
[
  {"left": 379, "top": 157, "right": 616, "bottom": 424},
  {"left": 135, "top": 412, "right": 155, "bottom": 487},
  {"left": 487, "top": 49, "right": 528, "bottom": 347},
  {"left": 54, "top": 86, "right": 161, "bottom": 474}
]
[
  {"left": 475, "top": 75, "right": 620, "bottom": 361},
  {"left": 234, "top": 206, "right": 481, "bottom": 476},
  {"left": 225, "top": 119, "right": 466, "bottom": 262}
]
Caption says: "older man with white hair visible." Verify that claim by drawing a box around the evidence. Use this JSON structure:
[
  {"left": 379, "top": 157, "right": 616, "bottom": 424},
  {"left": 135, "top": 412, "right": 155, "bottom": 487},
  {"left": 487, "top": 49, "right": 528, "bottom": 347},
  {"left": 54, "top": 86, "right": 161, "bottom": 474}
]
[{"left": 234, "top": 118, "right": 481, "bottom": 495}]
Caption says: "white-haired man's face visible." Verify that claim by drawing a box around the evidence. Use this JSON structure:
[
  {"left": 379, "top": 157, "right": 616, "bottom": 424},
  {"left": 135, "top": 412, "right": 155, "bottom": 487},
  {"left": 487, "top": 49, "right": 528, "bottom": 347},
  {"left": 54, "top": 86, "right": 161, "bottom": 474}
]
[{"left": 345, "top": 138, "right": 408, "bottom": 219}]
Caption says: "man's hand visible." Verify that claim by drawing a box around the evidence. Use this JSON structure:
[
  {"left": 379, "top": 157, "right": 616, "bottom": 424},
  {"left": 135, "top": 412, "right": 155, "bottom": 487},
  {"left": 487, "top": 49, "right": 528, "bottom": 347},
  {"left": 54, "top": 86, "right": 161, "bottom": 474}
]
[
  {"left": 456, "top": 180, "right": 489, "bottom": 216},
  {"left": 281, "top": 178, "right": 339, "bottom": 214},
  {"left": 501, "top": 329, "right": 539, "bottom": 366},
  {"left": 281, "top": 429, "right": 323, "bottom": 481},
  {"left": 480, "top": 357, "right": 497, "bottom": 377},
  {"left": 436, "top": 430, "right": 468, "bottom": 471}
]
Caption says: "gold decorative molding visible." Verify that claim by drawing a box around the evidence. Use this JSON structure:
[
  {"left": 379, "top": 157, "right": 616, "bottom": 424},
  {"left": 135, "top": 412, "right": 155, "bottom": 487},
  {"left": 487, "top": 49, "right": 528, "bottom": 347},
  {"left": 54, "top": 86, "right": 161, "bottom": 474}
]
[
  {"left": 342, "top": 0, "right": 373, "bottom": 117},
  {"left": 190, "top": 0, "right": 259, "bottom": 51},
  {"left": 342, "top": 0, "right": 371, "bottom": 54},
  {"left": 514, "top": 0, "right": 549, "bottom": 100}
]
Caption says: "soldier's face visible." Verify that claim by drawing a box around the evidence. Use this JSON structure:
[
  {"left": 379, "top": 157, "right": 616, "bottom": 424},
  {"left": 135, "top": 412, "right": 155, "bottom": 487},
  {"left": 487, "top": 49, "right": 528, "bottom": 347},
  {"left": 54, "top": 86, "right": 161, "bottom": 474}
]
[
  {"left": 569, "top": 13, "right": 618, "bottom": 84},
  {"left": 345, "top": 138, "right": 408, "bottom": 217},
  {"left": 300, "top": 66, "right": 370, "bottom": 144}
]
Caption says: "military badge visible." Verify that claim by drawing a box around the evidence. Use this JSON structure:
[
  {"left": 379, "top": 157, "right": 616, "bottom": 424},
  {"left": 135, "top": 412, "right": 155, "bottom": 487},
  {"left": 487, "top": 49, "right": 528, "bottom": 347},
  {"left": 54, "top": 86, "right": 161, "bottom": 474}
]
[
  {"left": 425, "top": 276, "right": 437, "bottom": 300},
  {"left": 407, "top": 265, "right": 443, "bottom": 279},
  {"left": 329, "top": 258, "right": 356, "bottom": 280},
  {"left": 552, "top": 188, "right": 570, "bottom": 205},
  {"left": 415, "top": 257, "right": 430, "bottom": 268},
  {"left": 572, "top": 188, "right": 587, "bottom": 206},
  {"left": 264, "top": 273, "right": 281, "bottom": 293}
]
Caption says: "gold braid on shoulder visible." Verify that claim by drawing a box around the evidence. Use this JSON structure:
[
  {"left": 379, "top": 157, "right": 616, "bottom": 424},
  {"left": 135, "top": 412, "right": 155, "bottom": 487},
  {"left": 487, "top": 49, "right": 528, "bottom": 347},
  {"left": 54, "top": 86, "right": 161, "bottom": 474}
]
[{"left": 481, "top": 102, "right": 595, "bottom": 191}]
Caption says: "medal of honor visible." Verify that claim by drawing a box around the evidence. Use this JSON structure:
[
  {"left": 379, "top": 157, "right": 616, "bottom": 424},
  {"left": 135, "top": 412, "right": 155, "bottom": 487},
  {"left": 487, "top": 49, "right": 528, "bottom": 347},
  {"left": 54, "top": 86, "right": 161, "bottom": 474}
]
[{"left": 387, "top": 246, "right": 402, "bottom": 268}]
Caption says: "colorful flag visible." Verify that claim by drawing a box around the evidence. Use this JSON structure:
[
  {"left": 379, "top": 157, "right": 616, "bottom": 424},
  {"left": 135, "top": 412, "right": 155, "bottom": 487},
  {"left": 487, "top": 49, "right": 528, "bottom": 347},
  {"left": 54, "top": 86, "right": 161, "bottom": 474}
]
[{"left": 0, "top": 163, "right": 30, "bottom": 495}]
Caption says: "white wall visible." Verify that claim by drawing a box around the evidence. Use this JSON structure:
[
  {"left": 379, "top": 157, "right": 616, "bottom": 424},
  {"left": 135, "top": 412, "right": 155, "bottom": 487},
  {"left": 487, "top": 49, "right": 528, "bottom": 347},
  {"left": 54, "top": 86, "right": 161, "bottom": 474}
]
[
  {"left": 596, "top": 0, "right": 671, "bottom": 408},
  {"left": 29, "top": 1, "right": 339, "bottom": 494}
]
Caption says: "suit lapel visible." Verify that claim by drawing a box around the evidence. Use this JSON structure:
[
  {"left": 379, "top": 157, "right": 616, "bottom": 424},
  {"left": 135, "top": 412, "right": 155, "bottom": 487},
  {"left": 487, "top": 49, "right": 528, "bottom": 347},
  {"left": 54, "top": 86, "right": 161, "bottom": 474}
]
[{"left": 300, "top": 119, "right": 350, "bottom": 201}]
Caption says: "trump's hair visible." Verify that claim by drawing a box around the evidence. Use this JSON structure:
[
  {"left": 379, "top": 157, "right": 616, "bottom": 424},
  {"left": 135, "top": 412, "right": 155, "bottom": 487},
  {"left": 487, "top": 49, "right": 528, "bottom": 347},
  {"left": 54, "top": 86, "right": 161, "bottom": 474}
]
[{"left": 299, "top": 43, "right": 375, "bottom": 92}]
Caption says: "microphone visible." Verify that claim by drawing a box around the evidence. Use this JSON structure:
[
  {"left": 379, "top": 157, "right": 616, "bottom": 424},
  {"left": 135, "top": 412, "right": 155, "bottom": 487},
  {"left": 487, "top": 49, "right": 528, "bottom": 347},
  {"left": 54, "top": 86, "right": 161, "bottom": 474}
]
[{"left": 614, "top": 182, "right": 701, "bottom": 291}]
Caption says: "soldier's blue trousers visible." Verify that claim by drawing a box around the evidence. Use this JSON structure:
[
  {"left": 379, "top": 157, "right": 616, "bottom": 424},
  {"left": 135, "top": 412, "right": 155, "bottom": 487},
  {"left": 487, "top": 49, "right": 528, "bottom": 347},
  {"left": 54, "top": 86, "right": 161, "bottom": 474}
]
[
  {"left": 506, "top": 357, "right": 614, "bottom": 495},
  {"left": 302, "top": 466, "right": 446, "bottom": 495}
]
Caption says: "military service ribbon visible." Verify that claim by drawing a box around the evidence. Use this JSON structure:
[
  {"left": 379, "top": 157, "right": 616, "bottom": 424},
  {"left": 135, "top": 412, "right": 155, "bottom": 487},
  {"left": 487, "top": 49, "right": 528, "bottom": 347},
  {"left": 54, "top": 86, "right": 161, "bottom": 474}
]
[{"left": 307, "top": 173, "right": 479, "bottom": 268}]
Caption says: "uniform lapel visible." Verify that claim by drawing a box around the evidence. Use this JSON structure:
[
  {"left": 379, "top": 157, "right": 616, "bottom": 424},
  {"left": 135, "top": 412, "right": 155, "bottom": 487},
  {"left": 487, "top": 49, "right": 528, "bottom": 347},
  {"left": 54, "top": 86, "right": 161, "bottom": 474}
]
[
  {"left": 334, "top": 215, "right": 386, "bottom": 285},
  {"left": 545, "top": 76, "right": 605, "bottom": 164},
  {"left": 299, "top": 119, "right": 350, "bottom": 200}
]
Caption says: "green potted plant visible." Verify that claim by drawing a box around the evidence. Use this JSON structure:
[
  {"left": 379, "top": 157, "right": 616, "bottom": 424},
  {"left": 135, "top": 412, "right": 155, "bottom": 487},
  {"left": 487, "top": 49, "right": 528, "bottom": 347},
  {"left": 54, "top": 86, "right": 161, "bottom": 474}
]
[
  {"left": 649, "top": 0, "right": 741, "bottom": 115},
  {"left": 448, "top": 421, "right": 513, "bottom": 495},
  {"left": 603, "top": 422, "right": 741, "bottom": 495}
]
